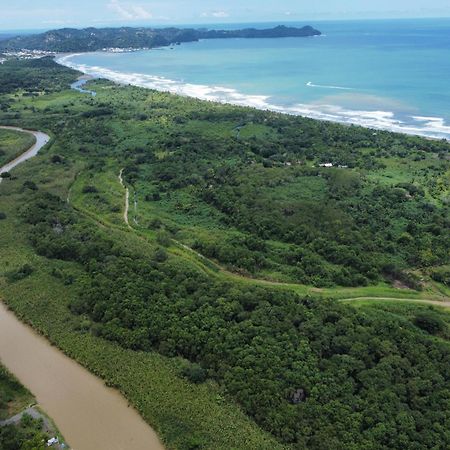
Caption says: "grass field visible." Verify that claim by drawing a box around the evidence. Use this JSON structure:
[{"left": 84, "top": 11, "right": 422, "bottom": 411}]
[{"left": 59, "top": 147, "right": 449, "bottom": 305}]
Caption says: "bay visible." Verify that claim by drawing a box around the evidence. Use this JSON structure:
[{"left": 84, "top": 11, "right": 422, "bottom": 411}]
[{"left": 58, "top": 18, "right": 450, "bottom": 139}]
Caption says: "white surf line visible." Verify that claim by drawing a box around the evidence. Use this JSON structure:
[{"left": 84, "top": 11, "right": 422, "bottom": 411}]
[
  {"left": 0, "top": 126, "right": 50, "bottom": 183},
  {"left": 118, "top": 169, "right": 131, "bottom": 228},
  {"left": 306, "top": 81, "right": 353, "bottom": 90},
  {"left": 56, "top": 56, "right": 450, "bottom": 140}
]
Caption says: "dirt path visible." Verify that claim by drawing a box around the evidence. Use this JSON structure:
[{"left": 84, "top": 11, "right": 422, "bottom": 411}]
[
  {"left": 341, "top": 297, "right": 450, "bottom": 308},
  {"left": 0, "top": 406, "right": 47, "bottom": 427},
  {"left": 118, "top": 168, "right": 131, "bottom": 229}
]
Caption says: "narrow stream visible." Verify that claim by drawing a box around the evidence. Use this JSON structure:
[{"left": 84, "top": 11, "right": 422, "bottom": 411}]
[
  {"left": 0, "top": 127, "right": 165, "bottom": 450},
  {"left": 70, "top": 77, "right": 96, "bottom": 96}
]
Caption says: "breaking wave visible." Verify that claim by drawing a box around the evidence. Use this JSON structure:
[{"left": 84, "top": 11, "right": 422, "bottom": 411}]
[
  {"left": 306, "top": 81, "right": 353, "bottom": 90},
  {"left": 57, "top": 54, "right": 450, "bottom": 140}
]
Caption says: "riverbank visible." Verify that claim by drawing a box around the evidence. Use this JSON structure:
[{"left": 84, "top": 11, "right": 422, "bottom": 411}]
[{"left": 70, "top": 75, "right": 96, "bottom": 96}]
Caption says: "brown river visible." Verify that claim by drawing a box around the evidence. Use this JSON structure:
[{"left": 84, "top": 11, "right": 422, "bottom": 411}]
[{"left": 0, "top": 128, "right": 165, "bottom": 450}]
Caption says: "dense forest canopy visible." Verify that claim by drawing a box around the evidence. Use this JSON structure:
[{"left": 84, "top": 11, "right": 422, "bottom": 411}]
[{"left": 0, "top": 57, "right": 449, "bottom": 449}]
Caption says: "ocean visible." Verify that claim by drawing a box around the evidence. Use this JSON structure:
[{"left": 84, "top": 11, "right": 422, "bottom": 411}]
[{"left": 57, "top": 18, "right": 450, "bottom": 139}]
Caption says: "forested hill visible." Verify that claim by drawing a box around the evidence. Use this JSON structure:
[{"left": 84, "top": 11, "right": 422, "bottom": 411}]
[{"left": 0, "top": 25, "right": 321, "bottom": 52}]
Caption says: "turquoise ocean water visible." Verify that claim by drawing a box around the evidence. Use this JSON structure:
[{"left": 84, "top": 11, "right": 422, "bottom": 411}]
[{"left": 58, "top": 19, "right": 450, "bottom": 139}]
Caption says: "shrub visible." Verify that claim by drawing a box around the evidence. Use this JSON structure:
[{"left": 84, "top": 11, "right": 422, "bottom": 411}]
[
  {"left": 180, "top": 362, "right": 207, "bottom": 384},
  {"left": 6, "top": 264, "right": 34, "bottom": 282},
  {"left": 431, "top": 268, "right": 450, "bottom": 286},
  {"left": 153, "top": 247, "right": 168, "bottom": 263},
  {"left": 22, "top": 180, "right": 38, "bottom": 191},
  {"left": 156, "top": 231, "right": 172, "bottom": 247},
  {"left": 51, "top": 154, "right": 64, "bottom": 164},
  {"left": 413, "top": 311, "right": 446, "bottom": 335},
  {"left": 82, "top": 185, "right": 98, "bottom": 194}
]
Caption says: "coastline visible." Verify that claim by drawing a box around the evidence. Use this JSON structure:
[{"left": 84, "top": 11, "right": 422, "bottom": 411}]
[{"left": 56, "top": 52, "right": 450, "bottom": 141}]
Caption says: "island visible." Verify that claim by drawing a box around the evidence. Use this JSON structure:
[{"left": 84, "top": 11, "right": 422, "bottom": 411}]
[{"left": 0, "top": 25, "right": 321, "bottom": 53}]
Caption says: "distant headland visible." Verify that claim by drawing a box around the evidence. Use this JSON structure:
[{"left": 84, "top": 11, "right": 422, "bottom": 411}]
[{"left": 0, "top": 25, "right": 321, "bottom": 53}]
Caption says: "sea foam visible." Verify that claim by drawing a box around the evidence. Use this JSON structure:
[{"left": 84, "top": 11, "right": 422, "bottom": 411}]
[{"left": 57, "top": 53, "right": 450, "bottom": 140}]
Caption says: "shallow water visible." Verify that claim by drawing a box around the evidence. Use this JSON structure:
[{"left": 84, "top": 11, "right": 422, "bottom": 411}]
[
  {"left": 0, "top": 303, "right": 164, "bottom": 450},
  {"left": 58, "top": 18, "right": 450, "bottom": 139}
]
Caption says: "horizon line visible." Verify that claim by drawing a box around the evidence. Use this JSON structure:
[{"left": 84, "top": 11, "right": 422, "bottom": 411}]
[{"left": 2, "top": 16, "right": 450, "bottom": 33}]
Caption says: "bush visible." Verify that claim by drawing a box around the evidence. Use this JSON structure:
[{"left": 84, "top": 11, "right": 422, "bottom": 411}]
[
  {"left": 413, "top": 311, "right": 446, "bottom": 335},
  {"left": 6, "top": 264, "right": 34, "bottom": 282},
  {"left": 180, "top": 362, "right": 207, "bottom": 384},
  {"left": 0, "top": 212, "right": 6, "bottom": 220},
  {"left": 51, "top": 154, "right": 64, "bottom": 164},
  {"left": 153, "top": 247, "right": 168, "bottom": 263},
  {"left": 82, "top": 185, "right": 98, "bottom": 194},
  {"left": 431, "top": 268, "right": 450, "bottom": 286},
  {"left": 148, "top": 218, "right": 163, "bottom": 229},
  {"left": 22, "top": 180, "right": 38, "bottom": 191},
  {"left": 156, "top": 231, "right": 172, "bottom": 247}
]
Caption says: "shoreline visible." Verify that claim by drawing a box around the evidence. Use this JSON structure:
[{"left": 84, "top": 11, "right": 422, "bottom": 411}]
[{"left": 56, "top": 52, "right": 450, "bottom": 142}]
